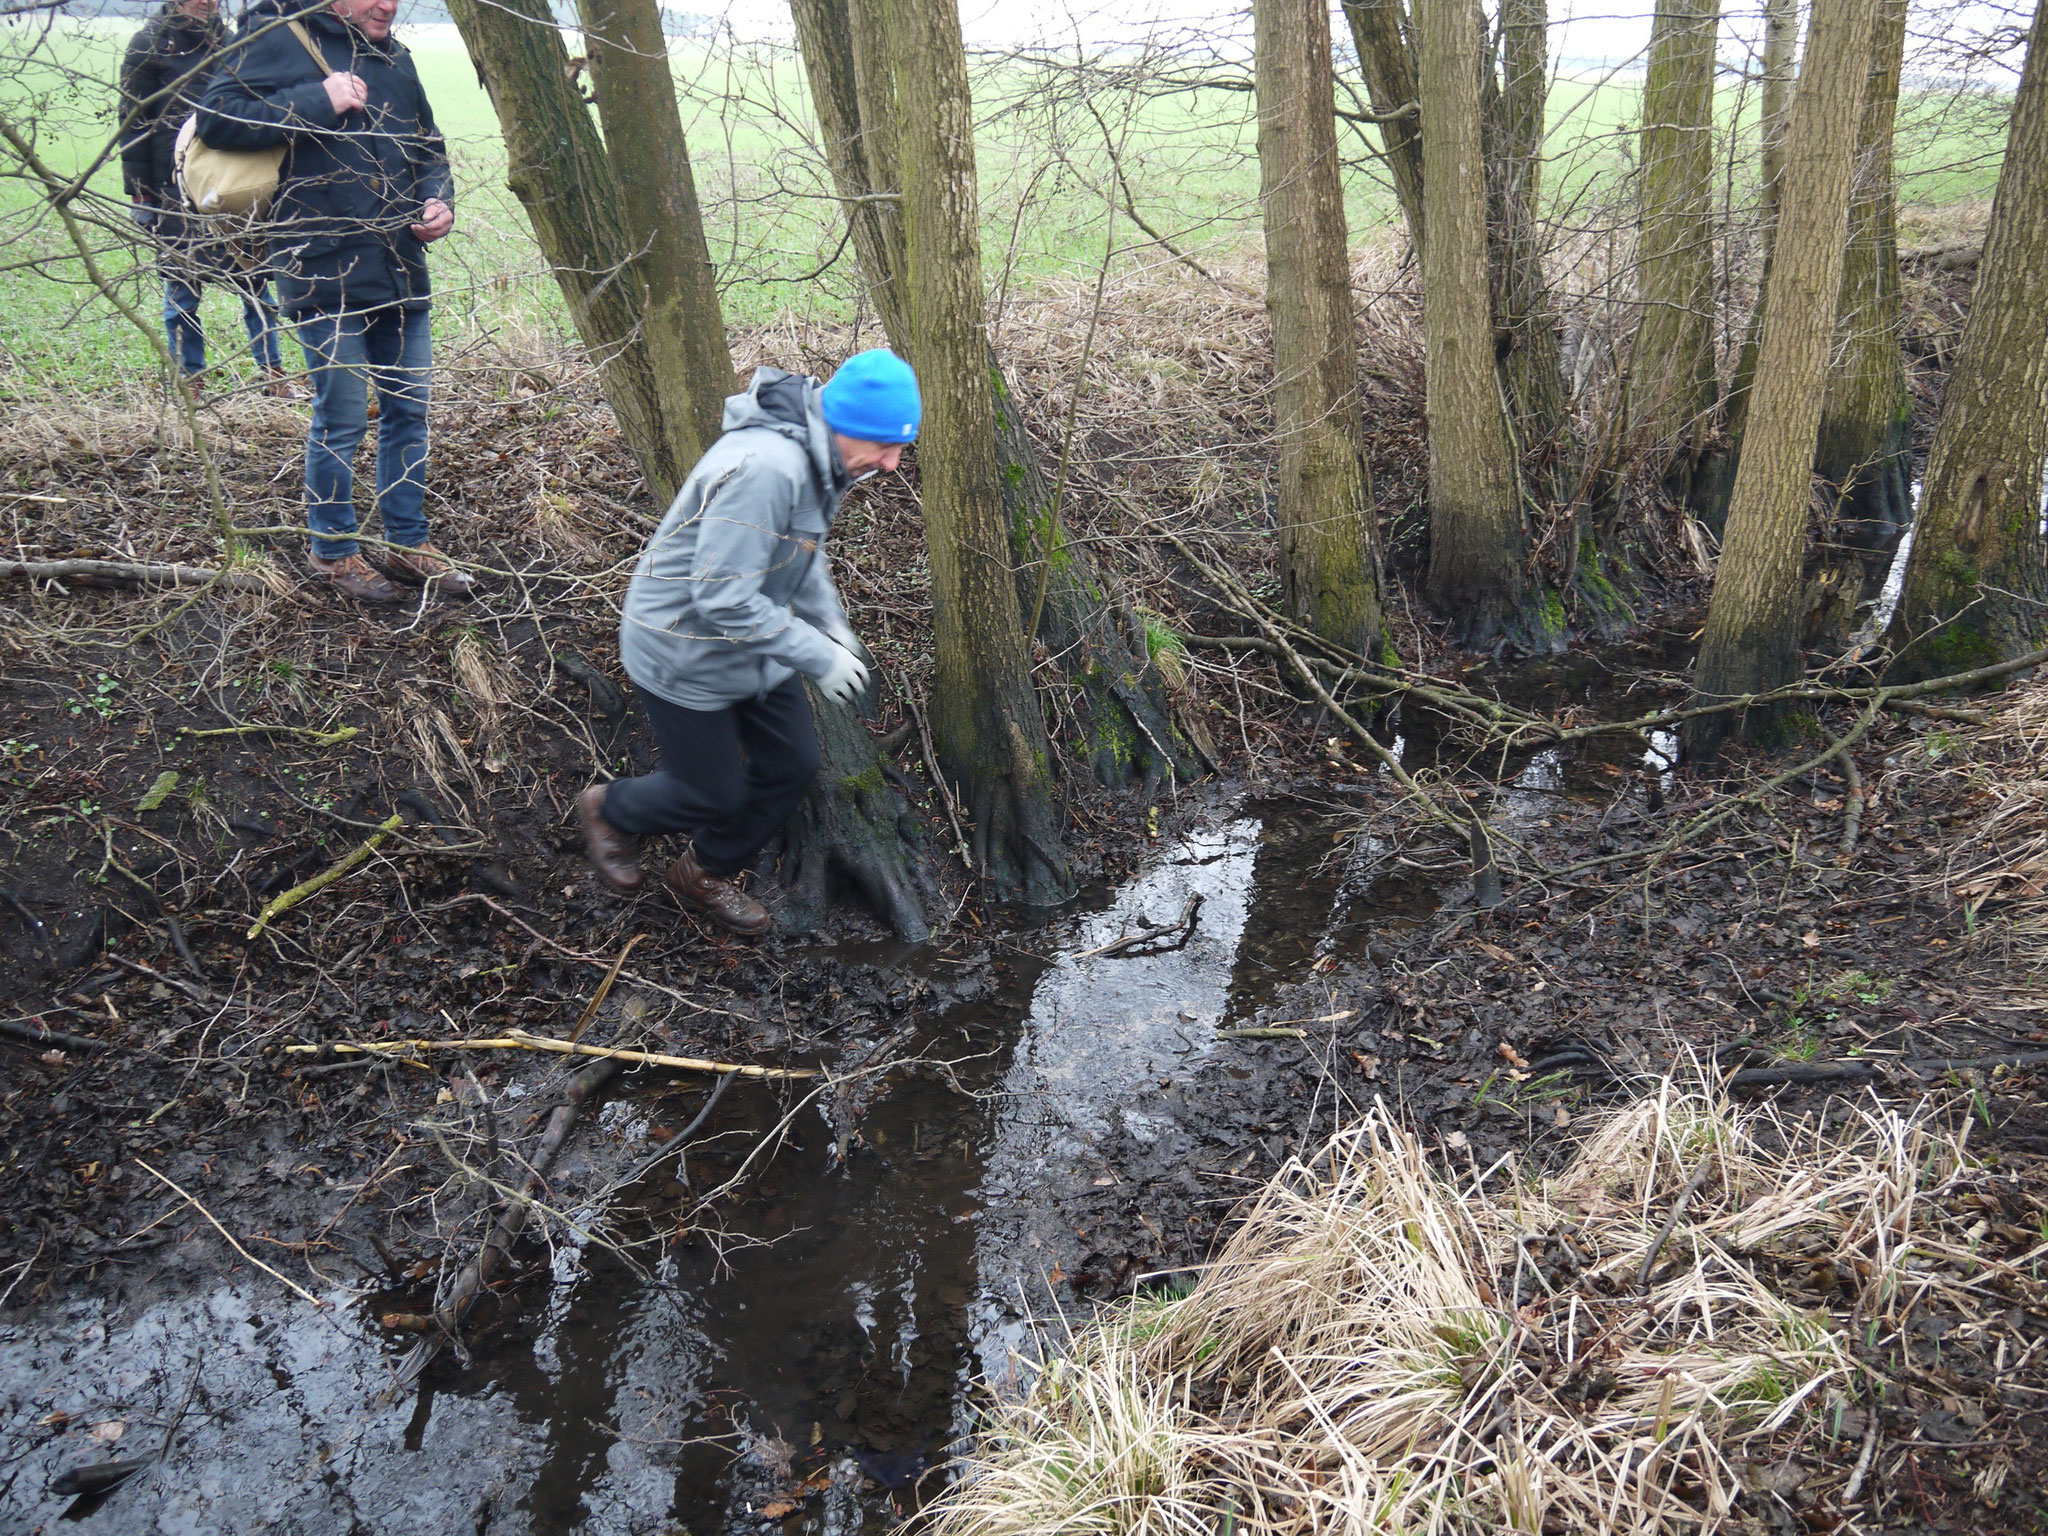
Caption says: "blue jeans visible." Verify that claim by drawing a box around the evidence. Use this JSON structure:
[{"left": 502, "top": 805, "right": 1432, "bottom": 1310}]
[
  {"left": 164, "top": 274, "right": 283, "bottom": 376},
  {"left": 297, "top": 306, "right": 433, "bottom": 562}
]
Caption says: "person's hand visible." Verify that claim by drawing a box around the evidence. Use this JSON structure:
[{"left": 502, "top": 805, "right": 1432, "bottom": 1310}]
[
  {"left": 322, "top": 70, "right": 368, "bottom": 115},
  {"left": 823, "top": 615, "right": 875, "bottom": 670},
  {"left": 814, "top": 642, "right": 871, "bottom": 707},
  {"left": 411, "top": 198, "right": 454, "bottom": 243}
]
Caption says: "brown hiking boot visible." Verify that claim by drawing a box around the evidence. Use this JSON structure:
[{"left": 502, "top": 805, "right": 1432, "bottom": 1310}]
[
  {"left": 382, "top": 543, "right": 478, "bottom": 597},
  {"left": 578, "top": 784, "right": 644, "bottom": 894},
  {"left": 307, "top": 551, "right": 404, "bottom": 603},
  {"left": 666, "top": 845, "right": 771, "bottom": 936}
]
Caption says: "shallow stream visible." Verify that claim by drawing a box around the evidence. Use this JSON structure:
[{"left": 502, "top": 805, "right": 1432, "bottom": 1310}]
[{"left": 0, "top": 640, "right": 1689, "bottom": 1533}]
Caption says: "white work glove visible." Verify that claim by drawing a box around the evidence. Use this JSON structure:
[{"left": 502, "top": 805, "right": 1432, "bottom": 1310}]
[
  {"left": 824, "top": 618, "right": 876, "bottom": 671},
  {"left": 814, "top": 640, "right": 871, "bottom": 707}
]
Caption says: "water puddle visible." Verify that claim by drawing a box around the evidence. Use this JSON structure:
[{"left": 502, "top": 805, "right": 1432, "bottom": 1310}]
[{"left": 0, "top": 800, "right": 1436, "bottom": 1534}]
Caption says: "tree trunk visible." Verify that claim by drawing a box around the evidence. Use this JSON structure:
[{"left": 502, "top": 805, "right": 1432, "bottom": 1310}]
[
  {"left": 1492, "top": 0, "right": 1569, "bottom": 485},
  {"left": 1812, "top": 0, "right": 1911, "bottom": 586},
  {"left": 574, "top": 0, "right": 734, "bottom": 465},
  {"left": 793, "top": 0, "right": 1191, "bottom": 794},
  {"left": 1254, "top": 0, "right": 1387, "bottom": 660},
  {"left": 1684, "top": 0, "right": 1882, "bottom": 759},
  {"left": 1629, "top": 0, "right": 1721, "bottom": 491},
  {"left": 1418, "top": 0, "right": 1527, "bottom": 645},
  {"left": 1883, "top": 0, "right": 2048, "bottom": 680},
  {"left": 447, "top": 0, "right": 691, "bottom": 498},
  {"left": 774, "top": 690, "right": 933, "bottom": 939},
  {"left": 1342, "top": 0, "right": 1426, "bottom": 251},
  {"left": 887, "top": 0, "right": 1072, "bottom": 903},
  {"left": 1711, "top": 0, "right": 1798, "bottom": 529},
  {"left": 789, "top": 0, "right": 909, "bottom": 346}
]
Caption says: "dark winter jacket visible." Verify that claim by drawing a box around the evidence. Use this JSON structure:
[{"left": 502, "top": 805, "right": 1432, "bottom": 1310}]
[
  {"left": 119, "top": 3, "right": 227, "bottom": 201},
  {"left": 195, "top": 0, "right": 451, "bottom": 317},
  {"left": 620, "top": 368, "right": 855, "bottom": 710}
]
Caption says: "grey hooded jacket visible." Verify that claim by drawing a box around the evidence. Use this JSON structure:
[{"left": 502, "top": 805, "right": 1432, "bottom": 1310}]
[{"left": 619, "top": 368, "right": 853, "bottom": 710}]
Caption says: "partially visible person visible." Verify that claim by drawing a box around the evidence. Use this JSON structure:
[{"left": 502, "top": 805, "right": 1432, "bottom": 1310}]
[
  {"left": 577, "top": 350, "right": 921, "bottom": 936},
  {"left": 197, "top": 0, "right": 470, "bottom": 603},
  {"left": 119, "top": 0, "right": 297, "bottom": 399}
]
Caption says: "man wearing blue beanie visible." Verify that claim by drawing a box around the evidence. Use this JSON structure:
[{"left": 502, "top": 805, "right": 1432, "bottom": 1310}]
[{"left": 577, "top": 349, "right": 921, "bottom": 934}]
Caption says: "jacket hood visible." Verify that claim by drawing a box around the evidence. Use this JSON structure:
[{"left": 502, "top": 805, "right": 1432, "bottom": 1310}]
[
  {"left": 243, "top": 0, "right": 390, "bottom": 49},
  {"left": 723, "top": 366, "right": 846, "bottom": 499}
]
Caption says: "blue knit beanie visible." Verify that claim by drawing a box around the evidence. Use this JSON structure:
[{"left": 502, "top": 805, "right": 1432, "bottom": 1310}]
[{"left": 820, "top": 349, "right": 921, "bottom": 444}]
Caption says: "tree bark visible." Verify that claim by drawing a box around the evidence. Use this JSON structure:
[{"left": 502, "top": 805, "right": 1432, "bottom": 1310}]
[
  {"left": 1712, "top": 0, "right": 1799, "bottom": 528},
  {"left": 793, "top": 0, "right": 1191, "bottom": 794},
  {"left": 887, "top": 0, "right": 1071, "bottom": 903},
  {"left": 1883, "top": 0, "right": 2048, "bottom": 680},
  {"left": 1254, "top": 0, "right": 1387, "bottom": 660},
  {"left": 574, "top": 0, "right": 734, "bottom": 465},
  {"left": 1684, "top": 0, "right": 1883, "bottom": 759},
  {"left": 1812, "top": 0, "right": 1911, "bottom": 584},
  {"left": 1492, "top": 0, "right": 1569, "bottom": 485},
  {"left": 1418, "top": 0, "right": 1527, "bottom": 644},
  {"left": 1629, "top": 0, "right": 1722, "bottom": 489},
  {"left": 1342, "top": 0, "right": 1426, "bottom": 251},
  {"left": 448, "top": 0, "right": 691, "bottom": 498}
]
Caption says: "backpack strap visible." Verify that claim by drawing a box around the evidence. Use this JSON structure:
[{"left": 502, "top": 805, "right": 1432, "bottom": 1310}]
[{"left": 284, "top": 17, "right": 331, "bottom": 76}]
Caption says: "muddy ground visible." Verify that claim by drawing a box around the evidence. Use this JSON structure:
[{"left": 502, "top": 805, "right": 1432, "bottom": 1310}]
[{"left": 3, "top": 363, "right": 2046, "bottom": 1534}]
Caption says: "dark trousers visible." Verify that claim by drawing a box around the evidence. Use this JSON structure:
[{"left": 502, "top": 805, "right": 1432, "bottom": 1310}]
[{"left": 600, "top": 680, "right": 821, "bottom": 877}]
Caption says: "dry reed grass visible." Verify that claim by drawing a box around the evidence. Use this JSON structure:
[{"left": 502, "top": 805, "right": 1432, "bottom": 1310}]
[{"left": 928, "top": 1080, "right": 1972, "bottom": 1536}]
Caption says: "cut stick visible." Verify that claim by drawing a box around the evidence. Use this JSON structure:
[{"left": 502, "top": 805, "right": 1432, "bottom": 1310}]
[
  {"left": 179, "top": 723, "right": 359, "bottom": 746},
  {"left": 282, "top": 1029, "right": 816, "bottom": 1080},
  {"left": 133, "top": 1158, "right": 326, "bottom": 1307},
  {"left": 246, "top": 812, "right": 401, "bottom": 939}
]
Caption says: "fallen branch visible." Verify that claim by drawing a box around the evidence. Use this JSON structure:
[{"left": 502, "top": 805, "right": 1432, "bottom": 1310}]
[
  {"left": 179, "top": 723, "right": 359, "bottom": 746},
  {"left": 246, "top": 812, "right": 402, "bottom": 939},
  {"left": 1071, "top": 892, "right": 1203, "bottom": 959},
  {"left": 0, "top": 1017, "right": 123, "bottom": 1053},
  {"left": 393, "top": 1055, "right": 624, "bottom": 1391},
  {"left": 1637, "top": 1161, "right": 1716, "bottom": 1289},
  {"left": 1726, "top": 1049, "right": 2048, "bottom": 1089},
  {"left": 2, "top": 558, "right": 274, "bottom": 596},
  {"left": 281, "top": 1028, "right": 817, "bottom": 1080},
  {"left": 1218, "top": 1027, "right": 1308, "bottom": 1041}
]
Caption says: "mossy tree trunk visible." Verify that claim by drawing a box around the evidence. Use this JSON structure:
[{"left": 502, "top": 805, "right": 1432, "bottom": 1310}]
[
  {"left": 793, "top": 0, "right": 1191, "bottom": 794},
  {"left": 1812, "top": 0, "right": 1911, "bottom": 590},
  {"left": 1254, "top": 0, "right": 1387, "bottom": 660},
  {"left": 1342, "top": 0, "right": 1426, "bottom": 251},
  {"left": 574, "top": 0, "right": 734, "bottom": 463},
  {"left": 1491, "top": 0, "right": 1570, "bottom": 489},
  {"left": 1684, "top": 0, "right": 1883, "bottom": 759},
  {"left": 1711, "top": 0, "right": 1800, "bottom": 530},
  {"left": 886, "top": 0, "right": 1072, "bottom": 903},
  {"left": 1629, "top": 0, "right": 1721, "bottom": 496},
  {"left": 1418, "top": 0, "right": 1527, "bottom": 645},
  {"left": 1882, "top": 0, "right": 2048, "bottom": 680},
  {"left": 447, "top": 0, "right": 708, "bottom": 499}
]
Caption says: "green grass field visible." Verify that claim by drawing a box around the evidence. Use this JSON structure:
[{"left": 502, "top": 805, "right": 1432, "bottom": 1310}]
[{"left": 0, "top": 20, "right": 2010, "bottom": 397}]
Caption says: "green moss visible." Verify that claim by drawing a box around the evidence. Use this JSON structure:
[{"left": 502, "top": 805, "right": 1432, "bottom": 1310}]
[
  {"left": 1002, "top": 461, "right": 1025, "bottom": 488},
  {"left": 1380, "top": 636, "right": 1402, "bottom": 668},
  {"left": 1936, "top": 548, "right": 1981, "bottom": 588},
  {"left": 840, "top": 763, "right": 886, "bottom": 798},
  {"left": 1915, "top": 621, "right": 1999, "bottom": 675}
]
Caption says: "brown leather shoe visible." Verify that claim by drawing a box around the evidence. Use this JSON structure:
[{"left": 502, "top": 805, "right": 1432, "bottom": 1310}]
[
  {"left": 307, "top": 551, "right": 404, "bottom": 603},
  {"left": 578, "top": 784, "right": 644, "bottom": 894},
  {"left": 382, "top": 543, "right": 478, "bottom": 597},
  {"left": 666, "top": 845, "right": 771, "bottom": 936}
]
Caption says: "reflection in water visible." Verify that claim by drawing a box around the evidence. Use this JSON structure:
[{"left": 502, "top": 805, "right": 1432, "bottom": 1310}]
[{"left": 0, "top": 806, "right": 1434, "bottom": 1535}]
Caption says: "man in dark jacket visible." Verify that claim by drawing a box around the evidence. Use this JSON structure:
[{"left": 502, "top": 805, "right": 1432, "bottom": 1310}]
[
  {"left": 577, "top": 350, "right": 920, "bottom": 935},
  {"left": 197, "top": 0, "right": 470, "bottom": 603},
  {"left": 120, "top": 0, "right": 291, "bottom": 395}
]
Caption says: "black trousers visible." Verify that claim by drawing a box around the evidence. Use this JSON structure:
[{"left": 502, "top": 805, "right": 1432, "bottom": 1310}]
[{"left": 599, "top": 679, "right": 820, "bottom": 877}]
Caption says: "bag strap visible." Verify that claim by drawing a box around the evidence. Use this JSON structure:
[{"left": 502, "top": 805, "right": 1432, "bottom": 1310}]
[{"left": 284, "top": 17, "right": 331, "bottom": 77}]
